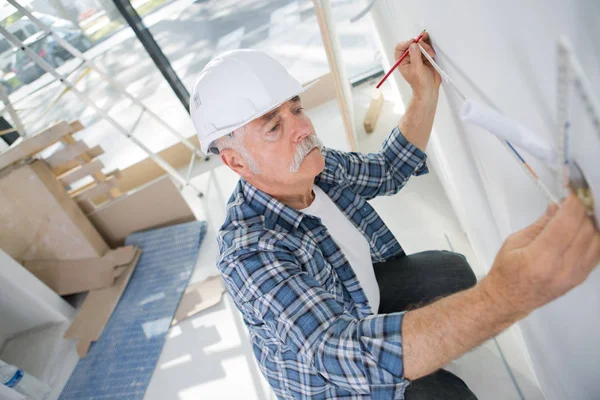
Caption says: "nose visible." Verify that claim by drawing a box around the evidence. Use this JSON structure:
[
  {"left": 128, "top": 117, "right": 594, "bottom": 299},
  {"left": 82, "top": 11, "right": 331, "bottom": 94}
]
[{"left": 289, "top": 113, "right": 312, "bottom": 143}]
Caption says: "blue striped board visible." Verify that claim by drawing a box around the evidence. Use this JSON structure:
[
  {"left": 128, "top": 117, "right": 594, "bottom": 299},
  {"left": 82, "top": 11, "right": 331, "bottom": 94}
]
[{"left": 59, "top": 220, "right": 207, "bottom": 400}]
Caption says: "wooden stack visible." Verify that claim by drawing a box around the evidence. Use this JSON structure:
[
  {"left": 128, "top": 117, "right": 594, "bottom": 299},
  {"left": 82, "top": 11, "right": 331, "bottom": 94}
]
[{"left": 0, "top": 120, "right": 122, "bottom": 214}]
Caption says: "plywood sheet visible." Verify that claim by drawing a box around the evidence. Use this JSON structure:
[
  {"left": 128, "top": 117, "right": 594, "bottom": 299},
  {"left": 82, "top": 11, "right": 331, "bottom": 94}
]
[
  {"left": 64, "top": 248, "right": 141, "bottom": 357},
  {"left": 87, "top": 176, "right": 196, "bottom": 247},
  {"left": 0, "top": 160, "right": 109, "bottom": 261},
  {"left": 0, "top": 121, "right": 71, "bottom": 171},
  {"left": 58, "top": 159, "right": 104, "bottom": 187},
  {"left": 52, "top": 145, "right": 104, "bottom": 176},
  {"left": 45, "top": 141, "right": 89, "bottom": 169},
  {"left": 23, "top": 246, "right": 137, "bottom": 295}
]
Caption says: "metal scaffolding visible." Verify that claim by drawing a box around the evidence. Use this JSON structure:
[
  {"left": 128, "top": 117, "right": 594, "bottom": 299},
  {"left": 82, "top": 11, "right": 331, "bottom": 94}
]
[
  {"left": 6, "top": 0, "right": 202, "bottom": 158},
  {"left": 0, "top": 3, "right": 205, "bottom": 195}
]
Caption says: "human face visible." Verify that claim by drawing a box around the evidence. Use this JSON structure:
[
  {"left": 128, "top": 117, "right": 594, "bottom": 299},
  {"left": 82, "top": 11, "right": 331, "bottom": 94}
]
[{"left": 242, "top": 96, "right": 325, "bottom": 186}]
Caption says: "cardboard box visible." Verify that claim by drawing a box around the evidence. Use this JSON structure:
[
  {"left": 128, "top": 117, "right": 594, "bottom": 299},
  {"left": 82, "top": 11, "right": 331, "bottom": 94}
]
[{"left": 0, "top": 160, "right": 108, "bottom": 261}]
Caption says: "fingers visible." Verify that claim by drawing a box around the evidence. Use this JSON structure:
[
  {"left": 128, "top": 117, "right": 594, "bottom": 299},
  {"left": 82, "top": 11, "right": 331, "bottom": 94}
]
[
  {"left": 531, "top": 193, "right": 586, "bottom": 254},
  {"left": 582, "top": 229, "right": 600, "bottom": 271},
  {"left": 395, "top": 40, "right": 412, "bottom": 60},
  {"left": 395, "top": 32, "right": 433, "bottom": 55},
  {"left": 395, "top": 32, "right": 436, "bottom": 65},
  {"left": 562, "top": 217, "right": 596, "bottom": 272},
  {"left": 418, "top": 41, "right": 436, "bottom": 59},
  {"left": 546, "top": 202, "right": 560, "bottom": 218},
  {"left": 509, "top": 203, "right": 559, "bottom": 249},
  {"left": 408, "top": 43, "right": 423, "bottom": 69}
]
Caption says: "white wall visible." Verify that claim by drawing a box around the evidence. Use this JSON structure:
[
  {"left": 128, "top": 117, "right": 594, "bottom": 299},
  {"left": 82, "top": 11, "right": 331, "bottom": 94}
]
[
  {"left": 0, "top": 250, "right": 73, "bottom": 340},
  {"left": 370, "top": 1, "right": 600, "bottom": 399}
]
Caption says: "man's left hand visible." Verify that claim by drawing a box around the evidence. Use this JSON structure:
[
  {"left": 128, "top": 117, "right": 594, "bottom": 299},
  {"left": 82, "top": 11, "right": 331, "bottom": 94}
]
[{"left": 395, "top": 32, "right": 441, "bottom": 101}]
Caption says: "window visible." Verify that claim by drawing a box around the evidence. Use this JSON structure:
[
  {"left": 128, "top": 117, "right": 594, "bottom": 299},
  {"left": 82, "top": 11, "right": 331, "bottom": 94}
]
[
  {"left": 25, "top": 24, "right": 39, "bottom": 36},
  {"left": 0, "top": 39, "right": 10, "bottom": 54},
  {"left": 13, "top": 29, "right": 26, "bottom": 41}
]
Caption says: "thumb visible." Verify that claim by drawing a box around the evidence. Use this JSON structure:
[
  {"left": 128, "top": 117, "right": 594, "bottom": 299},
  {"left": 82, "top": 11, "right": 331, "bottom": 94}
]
[{"left": 409, "top": 43, "right": 423, "bottom": 70}]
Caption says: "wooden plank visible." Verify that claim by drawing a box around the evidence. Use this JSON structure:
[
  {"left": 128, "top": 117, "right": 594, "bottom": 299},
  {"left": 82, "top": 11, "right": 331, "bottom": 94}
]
[
  {"left": 0, "top": 121, "right": 71, "bottom": 171},
  {"left": 105, "top": 168, "right": 122, "bottom": 181},
  {"left": 45, "top": 141, "right": 89, "bottom": 168},
  {"left": 87, "top": 176, "right": 196, "bottom": 247},
  {"left": 69, "top": 169, "right": 121, "bottom": 197},
  {"left": 313, "top": 0, "right": 356, "bottom": 150},
  {"left": 101, "top": 169, "right": 123, "bottom": 200},
  {"left": 56, "top": 126, "right": 121, "bottom": 199},
  {"left": 23, "top": 246, "right": 137, "bottom": 296},
  {"left": 91, "top": 136, "right": 199, "bottom": 205},
  {"left": 52, "top": 145, "right": 104, "bottom": 176},
  {"left": 77, "top": 199, "right": 96, "bottom": 215},
  {"left": 64, "top": 248, "right": 141, "bottom": 357},
  {"left": 71, "top": 176, "right": 118, "bottom": 202},
  {"left": 58, "top": 159, "right": 104, "bottom": 187},
  {"left": 363, "top": 92, "right": 384, "bottom": 133},
  {"left": 69, "top": 120, "right": 84, "bottom": 135}
]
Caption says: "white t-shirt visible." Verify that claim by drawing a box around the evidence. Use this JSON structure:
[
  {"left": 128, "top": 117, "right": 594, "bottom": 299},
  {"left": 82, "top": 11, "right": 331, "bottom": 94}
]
[{"left": 300, "top": 185, "right": 380, "bottom": 313}]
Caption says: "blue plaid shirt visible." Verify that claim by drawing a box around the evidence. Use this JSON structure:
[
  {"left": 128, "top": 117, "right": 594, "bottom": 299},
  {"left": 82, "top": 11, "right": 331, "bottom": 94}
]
[{"left": 217, "top": 127, "right": 428, "bottom": 399}]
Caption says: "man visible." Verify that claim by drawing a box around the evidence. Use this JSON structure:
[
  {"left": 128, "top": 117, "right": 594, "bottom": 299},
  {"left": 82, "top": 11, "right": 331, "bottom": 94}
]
[{"left": 190, "top": 35, "right": 600, "bottom": 399}]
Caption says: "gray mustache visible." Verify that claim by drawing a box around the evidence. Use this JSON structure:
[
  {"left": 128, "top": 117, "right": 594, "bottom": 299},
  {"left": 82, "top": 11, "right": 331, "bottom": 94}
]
[{"left": 290, "top": 135, "right": 323, "bottom": 172}]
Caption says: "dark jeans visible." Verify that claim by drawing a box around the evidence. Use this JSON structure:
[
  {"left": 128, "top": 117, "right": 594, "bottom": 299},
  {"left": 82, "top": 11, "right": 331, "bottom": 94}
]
[{"left": 374, "top": 250, "right": 479, "bottom": 400}]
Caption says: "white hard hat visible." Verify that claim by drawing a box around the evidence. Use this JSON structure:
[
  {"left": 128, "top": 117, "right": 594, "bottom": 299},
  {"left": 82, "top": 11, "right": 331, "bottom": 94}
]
[{"left": 190, "top": 49, "right": 317, "bottom": 155}]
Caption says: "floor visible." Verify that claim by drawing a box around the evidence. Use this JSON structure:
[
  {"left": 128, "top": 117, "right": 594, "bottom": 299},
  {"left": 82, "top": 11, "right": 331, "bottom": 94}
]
[{"left": 142, "top": 80, "right": 546, "bottom": 400}]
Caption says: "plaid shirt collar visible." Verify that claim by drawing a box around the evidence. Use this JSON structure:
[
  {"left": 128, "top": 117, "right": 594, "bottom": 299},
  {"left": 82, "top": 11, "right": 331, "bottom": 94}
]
[{"left": 240, "top": 178, "right": 306, "bottom": 232}]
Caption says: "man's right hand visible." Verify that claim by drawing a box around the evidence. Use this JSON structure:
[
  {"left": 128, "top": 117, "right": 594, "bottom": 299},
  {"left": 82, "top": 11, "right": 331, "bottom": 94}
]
[{"left": 482, "top": 193, "right": 600, "bottom": 318}]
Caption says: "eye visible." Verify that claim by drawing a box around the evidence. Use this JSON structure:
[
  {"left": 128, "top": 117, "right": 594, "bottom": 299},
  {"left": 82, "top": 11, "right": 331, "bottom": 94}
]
[
  {"left": 269, "top": 123, "right": 279, "bottom": 133},
  {"left": 294, "top": 107, "right": 304, "bottom": 115}
]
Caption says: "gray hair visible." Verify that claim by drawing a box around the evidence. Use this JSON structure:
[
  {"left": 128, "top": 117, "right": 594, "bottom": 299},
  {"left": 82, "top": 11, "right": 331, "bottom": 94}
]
[
  {"left": 216, "top": 126, "right": 323, "bottom": 175},
  {"left": 215, "top": 126, "right": 260, "bottom": 174}
]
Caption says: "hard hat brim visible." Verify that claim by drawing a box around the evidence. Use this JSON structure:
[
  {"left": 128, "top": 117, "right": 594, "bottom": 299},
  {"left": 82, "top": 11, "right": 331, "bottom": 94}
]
[{"left": 204, "top": 79, "right": 320, "bottom": 155}]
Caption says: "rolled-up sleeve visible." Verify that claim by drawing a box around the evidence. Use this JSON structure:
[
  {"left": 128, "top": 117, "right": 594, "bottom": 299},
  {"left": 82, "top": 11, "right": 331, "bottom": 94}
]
[
  {"left": 221, "top": 248, "right": 407, "bottom": 395},
  {"left": 323, "top": 127, "right": 428, "bottom": 200}
]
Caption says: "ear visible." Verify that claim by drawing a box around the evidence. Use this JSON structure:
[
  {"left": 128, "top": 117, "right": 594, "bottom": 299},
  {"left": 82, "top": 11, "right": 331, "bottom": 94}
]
[{"left": 220, "top": 149, "right": 253, "bottom": 179}]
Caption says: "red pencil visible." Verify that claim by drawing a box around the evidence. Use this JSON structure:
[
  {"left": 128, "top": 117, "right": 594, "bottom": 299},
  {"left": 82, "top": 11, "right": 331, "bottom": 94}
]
[{"left": 376, "top": 29, "right": 427, "bottom": 89}]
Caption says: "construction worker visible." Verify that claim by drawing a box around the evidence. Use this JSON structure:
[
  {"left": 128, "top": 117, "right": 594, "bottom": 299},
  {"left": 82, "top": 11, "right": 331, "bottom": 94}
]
[{"left": 190, "top": 34, "right": 600, "bottom": 399}]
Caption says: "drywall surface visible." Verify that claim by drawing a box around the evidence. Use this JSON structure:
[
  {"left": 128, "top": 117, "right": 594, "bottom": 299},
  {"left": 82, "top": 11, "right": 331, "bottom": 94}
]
[
  {"left": 371, "top": 0, "right": 600, "bottom": 398},
  {"left": 0, "top": 250, "right": 73, "bottom": 339}
]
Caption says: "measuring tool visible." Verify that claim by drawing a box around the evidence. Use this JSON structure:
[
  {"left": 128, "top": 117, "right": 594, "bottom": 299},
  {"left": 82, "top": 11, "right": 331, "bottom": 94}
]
[
  {"left": 416, "top": 43, "right": 560, "bottom": 205},
  {"left": 557, "top": 37, "right": 599, "bottom": 223}
]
